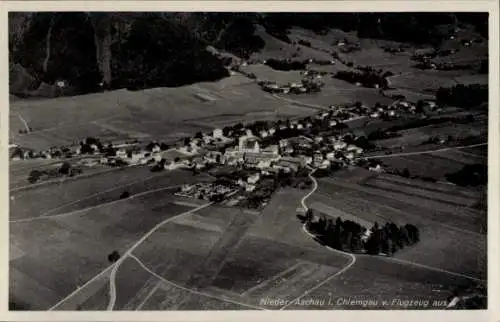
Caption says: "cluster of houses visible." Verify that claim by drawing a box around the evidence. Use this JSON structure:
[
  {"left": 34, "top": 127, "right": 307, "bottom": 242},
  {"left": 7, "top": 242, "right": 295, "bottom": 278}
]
[
  {"left": 176, "top": 182, "right": 238, "bottom": 201},
  {"left": 9, "top": 144, "right": 73, "bottom": 161},
  {"left": 259, "top": 74, "right": 325, "bottom": 95}
]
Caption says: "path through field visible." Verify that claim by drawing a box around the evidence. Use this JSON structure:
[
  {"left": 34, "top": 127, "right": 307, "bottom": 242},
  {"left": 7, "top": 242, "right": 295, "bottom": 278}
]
[{"left": 280, "top": 169, "right": 357, "bottom": 310}]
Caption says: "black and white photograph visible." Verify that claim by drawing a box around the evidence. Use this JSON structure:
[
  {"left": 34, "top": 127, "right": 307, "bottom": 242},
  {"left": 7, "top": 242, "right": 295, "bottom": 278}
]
[{"left": 5, "top": 2, "right": 497, "bottom": 318}]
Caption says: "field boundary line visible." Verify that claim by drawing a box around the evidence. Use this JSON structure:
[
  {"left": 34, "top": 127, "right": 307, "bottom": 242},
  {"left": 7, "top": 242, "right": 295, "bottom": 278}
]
[
  {"left": 106, "top": 202, "right": 213, "bottom": 311},
  {"left": 16, "top": 113, "right": 31, "bottom": 133},
  {"left": 49, "top": 201, "right": 212, "bottom": 311},
  {"left": 240, "top": 261, "right": 304, "bottom": 297},
  {"left": 280, "top": 169, "right": 356, "bottom": 310},
  {"left": 376, "top": 256, "right": 485, "bottom": 282},
  {"left": 10, "top": 184, "right": 183, "bottom": 224},
  {"left": 361, "top": 143, "right": 487, "bottom": 160},
  {"left": 135, "top": 283, "right": 161, "bottom": 311},
  {"left": 129, "top": 254, "right": 265, "bottom": 310},
  {"left": 40, "top": 171, "right": 170, "bottom": 216},
  {"left": 11, "top": 163, "right": 126, "bottom": 192}
]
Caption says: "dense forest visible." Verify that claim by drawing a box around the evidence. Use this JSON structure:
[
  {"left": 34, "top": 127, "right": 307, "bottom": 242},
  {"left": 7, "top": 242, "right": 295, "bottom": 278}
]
[{"left": 9, "top": 12, "right": 488, "bottom": 96}]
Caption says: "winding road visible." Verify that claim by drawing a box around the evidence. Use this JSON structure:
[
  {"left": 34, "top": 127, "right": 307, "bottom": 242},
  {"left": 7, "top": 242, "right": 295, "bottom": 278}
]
[
  {"left": 280, "top": 169, "right": 357, "bottom": 310},
  {"left": 280, "top": 166, "right": 484, "bottom": 310}
]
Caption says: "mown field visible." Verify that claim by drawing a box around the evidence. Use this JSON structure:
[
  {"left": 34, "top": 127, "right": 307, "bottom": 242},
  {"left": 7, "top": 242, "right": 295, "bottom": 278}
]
[{"left": 10, "top": 74, "right": 317, "bottom": 150}]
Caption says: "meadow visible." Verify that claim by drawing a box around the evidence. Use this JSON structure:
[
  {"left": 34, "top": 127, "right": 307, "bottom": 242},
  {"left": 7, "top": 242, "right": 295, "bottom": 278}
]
[
  {"left": 315, "top": 174, "right": 486, "bottom": 278},
  {"left": 9, "top": 187, "right": 202, "bottom": 310}
]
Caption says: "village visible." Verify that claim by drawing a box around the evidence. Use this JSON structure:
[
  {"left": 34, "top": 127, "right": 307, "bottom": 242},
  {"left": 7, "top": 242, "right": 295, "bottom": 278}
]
[{"left": 10, "top": 96, "right": 441, "bottom": 208}]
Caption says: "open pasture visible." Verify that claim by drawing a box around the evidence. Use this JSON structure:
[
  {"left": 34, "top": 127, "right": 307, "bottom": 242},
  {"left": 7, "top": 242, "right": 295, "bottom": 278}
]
[
  {"left": 364, "top": 177, "right": 477, "bottom": 207},
  {"left": 387, "top": 71, "right": 458, "bottom": 93},
  {"left": 382, "top": 89, "right": 435, "bottom": 102},
  {"left": 318, "top": 177, "right": 482, "bottom": 232},
  {"left": 240, "top": 64, "right": 302, "bottom": 84},
  {"left": 251, "top": 25, "right": 333, "bottom": 62},
  {"left": 316, "top": 178, "right": 485, "bottom": 276},
  {"left": 10, "top": 167, "right": 199, "bottom": 220},
  {"left": 377, "top": 153, "right": 475, "bottom": 180},
  {"left": 374, "top": 119, "right": 487, "bottom": 146},
  {"left": 288, "top": 254, "right": 477, "bottom": 310},
  {"left": 9, "top": 187, "right": 200, "bottom": 310},
  {"left": 10, "top": 74, "right": 313, "bottom": 150},
  {"left": 289, "top": 84, "right": 393, "bottom": 108},
  {"left": 374, "top": 173, "right": 481, "bottom": 199}
]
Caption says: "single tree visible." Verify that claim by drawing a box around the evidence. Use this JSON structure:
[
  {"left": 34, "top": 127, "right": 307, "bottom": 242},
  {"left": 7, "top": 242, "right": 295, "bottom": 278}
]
[
  {"left": 120, "top": 190, "right": 130, "bottom": 199},
  {"left": 108, "top": 250, "right": 120, "bottom": 263},
  {"left": 58, "top": 162, "right": 72, "bottom": 175}
]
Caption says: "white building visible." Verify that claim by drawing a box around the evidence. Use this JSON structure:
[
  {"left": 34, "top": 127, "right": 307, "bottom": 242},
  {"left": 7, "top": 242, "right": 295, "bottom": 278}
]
[
  {"left": 213, "top": 128, "right": 224, "bottom": 139},
  {"left": 259, "top": 130, "right": 269, "bottom": 138},
  {"left": 239, "top": 135, "right": 260, "bottom": 153},
  {"left": 247, "top": 173, "right": 261, "bottom": 185},
  {"left": 329, "top": 120, "right": 338, "bottom": 127},
  {"left": 333, "top": 141, "right": 347, "bottom": 150},
  {"left": 346, "top": 144, "right": 358, "bottom": 152}
]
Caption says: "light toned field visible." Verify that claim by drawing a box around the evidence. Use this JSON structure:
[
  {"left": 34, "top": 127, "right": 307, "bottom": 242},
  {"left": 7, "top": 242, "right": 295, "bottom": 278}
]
[{"left": 9, "top": 74, "right": 316, "bottom": 150}]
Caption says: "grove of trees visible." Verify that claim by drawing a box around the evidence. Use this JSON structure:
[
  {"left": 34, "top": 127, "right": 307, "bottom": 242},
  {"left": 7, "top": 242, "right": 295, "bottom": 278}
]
[{"left": 304, "top": 210, "right": 420, "bottom": 256}]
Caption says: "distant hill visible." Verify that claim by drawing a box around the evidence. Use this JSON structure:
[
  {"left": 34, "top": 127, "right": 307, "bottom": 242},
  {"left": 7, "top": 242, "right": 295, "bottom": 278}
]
[{"left": 9, "top": 12, "right": 488, "bottom": 98}]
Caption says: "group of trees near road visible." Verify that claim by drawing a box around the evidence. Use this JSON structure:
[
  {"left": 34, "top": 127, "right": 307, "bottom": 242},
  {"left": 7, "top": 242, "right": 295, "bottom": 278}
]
[
  {"left": 436, "top": 84, "right": 488, "bottom": 109},
  {"left": 28, "top": 161, "right": 82, "bottom": 183},
  {"left": 334, "top": 70, "right": 390, "bottom": 89},
  {"left": 303, "top": 210, "right": 420, "bottom": 256}
]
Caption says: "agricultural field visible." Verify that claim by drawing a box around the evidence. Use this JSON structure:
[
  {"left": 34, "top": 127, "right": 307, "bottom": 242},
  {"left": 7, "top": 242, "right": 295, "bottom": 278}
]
[
  {"left": 239, "top": 64, "right": 303, "bottom": 84},
  {"left": 286, "top": 254, "right": 476, "bottom": 310},
  {"left": 373, "top": 120, "right": 487, "bottom": 148},
  {"left": 10, "top": 74, "right": 318, "bottom": 150},
  {"left": 315, "top": 172, "right": 486, "bottom": 278},
  {"left": 9, "top": 183, "right": 202, "bottom": 310},
  {"left": 9, "top": 166, "right": 204, "bottom": 221},
  {"left": 375, "top": 151, "right": 484, "bottom": 181}
]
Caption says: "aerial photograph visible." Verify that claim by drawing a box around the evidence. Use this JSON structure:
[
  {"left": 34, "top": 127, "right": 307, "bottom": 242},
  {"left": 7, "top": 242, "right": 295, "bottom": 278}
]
[{"left": 8, "top": 12, "right": 488, "bottom": 311}]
